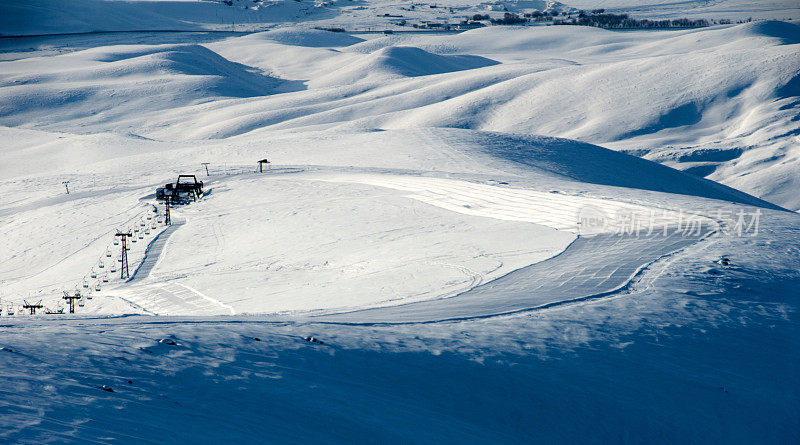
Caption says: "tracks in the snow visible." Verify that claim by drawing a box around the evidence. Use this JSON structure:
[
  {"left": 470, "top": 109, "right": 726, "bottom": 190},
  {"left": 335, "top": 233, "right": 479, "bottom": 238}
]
[
  {"left": 127, "top": 219, "right": 186, "bottom": 284},
  {"left": 312, "top": 228, "right": 711, "bottom": 324}
]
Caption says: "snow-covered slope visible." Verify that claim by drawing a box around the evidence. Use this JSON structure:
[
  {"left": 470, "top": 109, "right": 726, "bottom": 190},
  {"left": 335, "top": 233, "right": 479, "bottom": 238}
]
[{"left": 2, "top": 125, "right": 775, "bottom": 314}]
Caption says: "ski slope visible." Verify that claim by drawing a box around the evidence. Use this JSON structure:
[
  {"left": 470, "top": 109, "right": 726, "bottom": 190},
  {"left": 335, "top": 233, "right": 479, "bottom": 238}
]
[{"left": 318, "top": 227, "right": 711, "bottom": 323}]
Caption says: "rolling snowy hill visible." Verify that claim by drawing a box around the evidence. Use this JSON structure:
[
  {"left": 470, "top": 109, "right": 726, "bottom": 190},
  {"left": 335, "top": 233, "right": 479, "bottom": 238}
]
[{"left": 2, "top": 22, "right": 798, "bottom": 208}]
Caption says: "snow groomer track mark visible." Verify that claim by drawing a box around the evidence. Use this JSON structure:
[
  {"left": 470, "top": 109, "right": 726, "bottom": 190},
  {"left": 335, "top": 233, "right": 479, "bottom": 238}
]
[
  {"left": 127, "top": 219, "right": 186, "bottom": 283},
  {"left": 316, "top": 228, "right": 709, "bottom": 323}
]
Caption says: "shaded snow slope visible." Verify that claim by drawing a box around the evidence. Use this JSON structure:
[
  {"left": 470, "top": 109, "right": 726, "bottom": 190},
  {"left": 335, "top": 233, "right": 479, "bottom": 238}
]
[
  {"left": 0, "top": 43, "right": 284, "bottom": 130},
  {"left": 2, "top": 207, "right": 799, "bottom": 441}
]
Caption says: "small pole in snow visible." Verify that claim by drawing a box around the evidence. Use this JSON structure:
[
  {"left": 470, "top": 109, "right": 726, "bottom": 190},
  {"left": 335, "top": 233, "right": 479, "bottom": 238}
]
[
  {"left": 201, "top": 163, "right": 211, "bottom": 176},
  {"left": 62, "top": 180, "right": 70, "bottom": 194}
]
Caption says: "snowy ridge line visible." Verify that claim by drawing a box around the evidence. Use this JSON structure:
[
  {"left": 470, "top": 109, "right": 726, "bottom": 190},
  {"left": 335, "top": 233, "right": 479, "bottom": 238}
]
[{"left": 308, "top": 230, "right": 718, "bottom": 325}]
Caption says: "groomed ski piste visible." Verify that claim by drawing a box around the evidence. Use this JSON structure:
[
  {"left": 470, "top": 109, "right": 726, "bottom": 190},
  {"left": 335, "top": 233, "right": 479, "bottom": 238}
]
[{"left": 1, "top": 4, "right": 799, "bottom": 443}]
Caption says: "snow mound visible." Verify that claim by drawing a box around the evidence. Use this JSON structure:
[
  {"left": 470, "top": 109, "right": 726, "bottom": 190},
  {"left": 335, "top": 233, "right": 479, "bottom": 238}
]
[
  {"left": 245, "top": 28, "right": 365, "bottom": 47},
  {"left": 315, "top": 46, "right": 498, "bottom": 86},
  {"left": 0, "top": 44, "right": 281, "bottom": 130}
]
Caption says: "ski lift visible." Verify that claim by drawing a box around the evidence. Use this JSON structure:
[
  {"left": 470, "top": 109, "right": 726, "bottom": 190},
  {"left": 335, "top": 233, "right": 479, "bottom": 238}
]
[
  {"left": 131, "top": 237, "right": 137, "bottom": 243},
  {"left": 118, "top": 256, "right": 123, "bottom": 263},
  {"left": 94, "top": 283, "right": 101, "bottom": 292},
  {"left": 134, "top": 226, "right": 139, "bottom": 233},
  {"left": 106, "top": 249, "right": 112, "bottom": 258},
  {"left": 146, "top": 215, "right": 152, "bottom": 220},
  {"left": 98, "top": 261, "right": 104, "bottom": 269},
  {"left": 7, "top": 305, "right": 14, "bottom": 316},
  {"left": 145, "top": 229, "right": 150, "bottom": 235},
  {"left": 102, "top": 275, "right": 109, "bottom": 283},
  {"left": 78, "top": 299, "right": 85, "bottom": 308},
  {"left": 140, "top": 221, "right": 146, "bottom": 227},
  {"left": 91, "top": 269, "right": 97, "bottom": 279},
  {"left": 151, "top": 223, "right": 157, "bottom": 229},
  {"left": 82, "top": 279, "right": 89, "bottom": 288},
  {"left": 111, "top": 263, "right": 117, "bottom": 273},
  {"left": 138, "top": 234, "right": 144, "bottom": 239},
  {"left": 157, "top": 218, "right": 163, "bottom": 224},
  {"left": 113, "top": 238, "right": 120, "bottom": 246}
]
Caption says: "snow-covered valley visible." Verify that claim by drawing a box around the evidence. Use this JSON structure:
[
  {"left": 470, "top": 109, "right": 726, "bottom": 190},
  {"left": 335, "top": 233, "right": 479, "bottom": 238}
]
[{"left": 1, "top": 2, "right": 799, "bottom": 442}]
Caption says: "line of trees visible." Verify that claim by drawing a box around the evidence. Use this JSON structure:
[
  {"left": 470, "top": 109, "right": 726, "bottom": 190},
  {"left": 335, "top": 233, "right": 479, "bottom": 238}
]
[
  {"left": 469, "top": 11, "right": 712, "bottom": 29},
  {"left": 557, "top": 13, "right": 710, "bottom": 29}
]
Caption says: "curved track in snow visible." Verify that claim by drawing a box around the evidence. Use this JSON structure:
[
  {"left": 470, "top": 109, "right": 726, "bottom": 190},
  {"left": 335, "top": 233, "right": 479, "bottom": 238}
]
[{"left": 314, "top": 228, "right": 709, "bottom": 323}]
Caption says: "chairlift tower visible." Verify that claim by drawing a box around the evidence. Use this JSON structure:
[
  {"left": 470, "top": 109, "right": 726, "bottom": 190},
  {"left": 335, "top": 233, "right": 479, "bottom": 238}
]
[
  {"left": 201, "top": 162, "right": 211, "bottom": 176},
  {"left": 115, "top": 231, "right": 133, "bottom": 280},
  {"left": 62, "top": 290, "right": 82, "bottom": 314},
  {"left": 62, "top": 180, "right": 71, "bottom": 194},
  {"left": 22, "top": 300, "right": 44, "bottom": 315}
]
